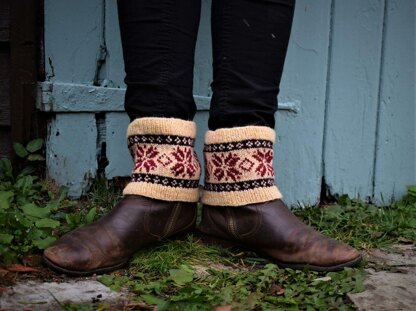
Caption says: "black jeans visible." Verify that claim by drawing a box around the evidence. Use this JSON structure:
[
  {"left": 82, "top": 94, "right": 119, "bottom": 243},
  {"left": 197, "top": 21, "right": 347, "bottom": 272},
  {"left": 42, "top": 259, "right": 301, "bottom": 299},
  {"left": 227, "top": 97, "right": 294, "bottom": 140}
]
[{"left": 118, "top": 0, "right": 295, "bottom": 130}]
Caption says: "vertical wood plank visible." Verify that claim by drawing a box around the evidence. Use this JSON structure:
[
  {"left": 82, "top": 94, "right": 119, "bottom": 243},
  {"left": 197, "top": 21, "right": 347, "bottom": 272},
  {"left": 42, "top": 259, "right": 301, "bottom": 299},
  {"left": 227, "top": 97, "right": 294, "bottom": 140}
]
[
  {"left": 0, "top": 0, "right": 9, "bottom": 42},
  {"left": 0, "top": 49, "right": 10, "bottom": 127},
  {"left": 105, "top": 112, "right": 132, "bottom": 178},
  {"left": 46, "top": 114, "right": 97, "bottom": 197},
  {"left": 104, "top": 0, "right": 125, "bottom": 88},
  {"left": 44, "top": 0, "right": 103, "bottom": 83},
  {"left": 194, "top": 0, "right": 213, "bottom": 100},
  {"left": 373, "top": 0, "right": 415, "bottom": 203},
  {"left": 275, "top": 0, "right": 331, "bottom": 206},
  {"left": 0, "top": 131, "right": 13, "bottom": 160},
  {"left": 323, "top": 0, "right": 385, "bottom": 199},
  {"left": 10, "top": 0, "right": 40, "bottom": 146},
  {"left": 194, "top": 111, "right": 210, "bottom": 182}
]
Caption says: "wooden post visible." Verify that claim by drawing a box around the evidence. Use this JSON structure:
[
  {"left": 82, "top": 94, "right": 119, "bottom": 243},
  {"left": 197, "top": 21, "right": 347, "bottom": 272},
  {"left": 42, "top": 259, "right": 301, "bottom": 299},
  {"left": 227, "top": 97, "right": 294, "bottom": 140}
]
[{"left": 9, "top": 0, "right": 43, "bottom": 155}]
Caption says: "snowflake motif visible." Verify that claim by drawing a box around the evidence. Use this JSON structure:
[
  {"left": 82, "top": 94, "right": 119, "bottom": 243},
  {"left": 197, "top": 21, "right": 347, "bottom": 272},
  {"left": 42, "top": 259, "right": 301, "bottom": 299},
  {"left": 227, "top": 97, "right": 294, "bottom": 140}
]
[
  {"left": 157, "top": 153, "right": 173, "bottom": 167},
  {"left": 210, "top": 153, "right": 242, "bottom": 182},
  {"left": 252, "top": 149, "right": 274, "bottom": 177},
  {"left": 133, "top": 145, "right": 160, "bottom": 173},
  {"left": 170, "top": 147, "right": 199, "bottom": 178},
  {"left": 204, "top": 153, "right": 212, "bottom": 180},
  {"left": 239, "top": 158, "right": 255, "bottom": 172}
]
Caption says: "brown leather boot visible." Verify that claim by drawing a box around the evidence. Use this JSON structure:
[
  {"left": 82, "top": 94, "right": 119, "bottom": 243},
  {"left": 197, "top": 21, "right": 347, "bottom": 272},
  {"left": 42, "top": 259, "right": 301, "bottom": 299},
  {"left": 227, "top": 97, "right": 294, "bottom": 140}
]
[
  {"left": 200, "top": 125, "right": 361, "bottom": 272},
  {"left": 44, "top": 117, "right": 202, "bottom": 276},
  {"left": 198, "top": 200, "right": 362, "bottom": 272},
  {"left": 44, "top": 195, "right": 196, "bottom": 276}
]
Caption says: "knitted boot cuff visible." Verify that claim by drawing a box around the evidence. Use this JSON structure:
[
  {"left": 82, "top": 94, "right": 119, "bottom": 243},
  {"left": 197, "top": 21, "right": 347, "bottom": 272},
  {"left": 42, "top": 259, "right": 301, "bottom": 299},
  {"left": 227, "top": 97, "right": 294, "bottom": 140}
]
[
  {"left": 201, "top": 126, "right": 282, "bottom": 206},
  {"left": 123, "top": 117, "right": 201, "bottom": 202}
]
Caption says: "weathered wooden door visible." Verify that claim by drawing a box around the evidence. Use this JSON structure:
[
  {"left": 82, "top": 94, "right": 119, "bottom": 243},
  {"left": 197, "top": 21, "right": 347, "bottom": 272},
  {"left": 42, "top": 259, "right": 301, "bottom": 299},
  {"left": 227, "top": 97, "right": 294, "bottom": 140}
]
[{"left": 39, "top": 0, "right": 415, "bottom": 206}]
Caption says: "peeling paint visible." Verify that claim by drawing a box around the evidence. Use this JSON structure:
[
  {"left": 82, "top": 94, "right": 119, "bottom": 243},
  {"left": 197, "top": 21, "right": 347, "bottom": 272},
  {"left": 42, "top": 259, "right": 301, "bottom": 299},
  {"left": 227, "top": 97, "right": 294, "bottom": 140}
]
[{"left": 42, "top": 0, "right": 414, "bottom": 204}]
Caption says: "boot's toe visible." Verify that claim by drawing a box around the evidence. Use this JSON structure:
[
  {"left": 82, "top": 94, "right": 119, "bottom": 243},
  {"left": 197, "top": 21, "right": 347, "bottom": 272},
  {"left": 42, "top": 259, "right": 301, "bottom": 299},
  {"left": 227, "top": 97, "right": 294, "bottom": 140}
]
[
  {"left": 44, "top": 242, "right": 93, "bottom": 271},
  {"left": 333, "top": 243, "right": 362, "bottom": 265},
  {"left": 312, "top": 238, "right": 362, "bottom": 268}
]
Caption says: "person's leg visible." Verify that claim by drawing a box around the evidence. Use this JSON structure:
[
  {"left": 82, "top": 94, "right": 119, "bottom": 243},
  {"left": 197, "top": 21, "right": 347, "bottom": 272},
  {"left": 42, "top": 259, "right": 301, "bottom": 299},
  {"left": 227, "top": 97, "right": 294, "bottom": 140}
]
[
  {"left": 199, "top": 0, "right": 362, "bottom": 271},
  {"left": 119, "top": 0, "right": 201, "bottom": 121},
  {"left": 43, "top": 0, "right": 202, "bottom": 276},
  {"left": 208, "top": 0, "right": 294, "bottom": 130}
]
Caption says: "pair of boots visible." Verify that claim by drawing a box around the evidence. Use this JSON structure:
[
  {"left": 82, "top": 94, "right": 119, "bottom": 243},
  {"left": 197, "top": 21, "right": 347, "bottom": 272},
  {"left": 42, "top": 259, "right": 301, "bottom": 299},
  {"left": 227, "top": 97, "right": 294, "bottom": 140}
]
[{"left": 43, "top": 118, "right": 361, "bottom": 276}]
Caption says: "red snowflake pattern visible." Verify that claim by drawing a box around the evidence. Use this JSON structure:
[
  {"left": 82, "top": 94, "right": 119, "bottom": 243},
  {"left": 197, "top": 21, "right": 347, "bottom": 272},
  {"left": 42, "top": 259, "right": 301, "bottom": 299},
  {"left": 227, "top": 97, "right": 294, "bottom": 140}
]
[
  {"left": 204, "top": 153, "right": 212, "bottom": 180},
  {"left": 133, "top": 145, "right": 160, "bottom": 173},
  {"left": 252, "top": 149, "right": 274, "bottom": 177},
  {"left": 170, "top": 147, "right": 199, "bottom": 178},
  {"left": 211, "top": 153, "right": 242, "bottom": 182}
]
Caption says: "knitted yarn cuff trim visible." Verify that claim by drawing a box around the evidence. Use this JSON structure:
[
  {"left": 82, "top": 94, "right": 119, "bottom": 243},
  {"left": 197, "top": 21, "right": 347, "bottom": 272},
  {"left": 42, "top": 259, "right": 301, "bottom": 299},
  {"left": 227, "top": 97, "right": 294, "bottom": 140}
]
[
  {"left": 202, "top": 126, "right": 282, "bottom": 206},
  {"left": 124, "top": 117, "right": 201, "bottom": 202}
]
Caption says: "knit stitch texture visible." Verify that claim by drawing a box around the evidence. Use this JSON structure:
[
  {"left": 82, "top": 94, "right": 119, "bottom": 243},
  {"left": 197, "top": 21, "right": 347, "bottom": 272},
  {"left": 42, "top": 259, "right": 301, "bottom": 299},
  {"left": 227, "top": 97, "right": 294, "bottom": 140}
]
[
  {"left": 123, "top": 117, "right": 201, "bottom": 202},
  {"left": 202, "top": 126, "right": 282, "bottom": 206}
]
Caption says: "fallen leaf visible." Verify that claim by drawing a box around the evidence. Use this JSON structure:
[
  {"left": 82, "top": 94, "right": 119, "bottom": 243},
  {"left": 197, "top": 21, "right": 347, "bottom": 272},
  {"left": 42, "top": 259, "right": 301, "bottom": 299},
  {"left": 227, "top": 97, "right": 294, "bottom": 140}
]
[
  {"left": 0, "top": 268, "right": 9, "bottom": 275},
  {"left": 7, "top": 264, "right": 40, "bottom": 273},
  {"left": 398, "top": 237, "right": 414, "bottom": 244},
  {"left": 22, "top": 254, "right": 43, "bottom": 267},
  {"left": 124, "top": 302, "right": 155, "bottom": 310},
  {"left": 314, "top": 276, "right": 332, "bottom": 282},
  {"left": 270, "top": 283, "right": 285, "bottom": 295}
]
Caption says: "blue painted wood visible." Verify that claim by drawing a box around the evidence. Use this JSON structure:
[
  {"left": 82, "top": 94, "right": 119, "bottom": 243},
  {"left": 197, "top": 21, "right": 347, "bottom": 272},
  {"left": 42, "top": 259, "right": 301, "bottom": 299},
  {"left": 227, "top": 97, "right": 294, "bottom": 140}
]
[
  {"left": 105, "top": 112, "right": 132, "bottom": 178},
  {"left": 323, "top": 0, "right": 385, "bottom": 200},
  {"left": 194, "top": 112, "right": 210, "bottom": 183},
  {"left": 275, "top": 0, "right": 332, "bottom": 206},
  {"left": 103, "top": 0, "right": 125, "bottom": 88},
  {"left": 46, "top": 114, "right": 97, "bottom": 197},
  {"left": 373, "top": 0, "right": 416, "bottom": 203},
  {"left": 36, "top": 81, "right": 300, "bottom": 113},
  {"left": 41, "top": 0, "right": 415, "bottom": 205},
  {"left": 194, "top": 0, "right": 213, "bottom": 98},
  {"left": 44, "top": 0, "right": 103, "bottom": 83}
]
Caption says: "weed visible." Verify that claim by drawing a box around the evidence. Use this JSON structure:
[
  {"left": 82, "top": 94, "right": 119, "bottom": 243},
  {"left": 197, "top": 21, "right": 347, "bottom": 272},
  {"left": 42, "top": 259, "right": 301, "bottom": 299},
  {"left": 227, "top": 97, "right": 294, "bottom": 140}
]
[
  {"left": 99, "top": 235, "right": 365, "bottom": 311},
  {"left": 83, "top": 173, "right": 123, "bottom": 216},
  {"left": 2, "top": 140, "right": 415, "bottom": 309},
  {"left": 294, "top": 186, "right": 416, "bottom": 250},
  {"left": 97, "top": 187, "right": 415, "bottom": 310},
  {"left": 0, "top": 139, "right": 98, "bottom": 264}
]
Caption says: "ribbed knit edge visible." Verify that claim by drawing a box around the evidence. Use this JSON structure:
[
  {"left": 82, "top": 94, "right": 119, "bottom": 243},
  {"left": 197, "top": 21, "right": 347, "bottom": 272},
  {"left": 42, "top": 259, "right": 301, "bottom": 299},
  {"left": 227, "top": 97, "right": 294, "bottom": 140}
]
[
  {"left": 205, "top": 126, "right": 275, "bottom": 144},
  {"left": 127, "top": 117, "right": 196, "bottom": 137},
  {"left": 201, "top": 185, "right": 282, "bottom": 206},
  {"left": 123, "top": 182, "right": 200, "bottom": 203}
]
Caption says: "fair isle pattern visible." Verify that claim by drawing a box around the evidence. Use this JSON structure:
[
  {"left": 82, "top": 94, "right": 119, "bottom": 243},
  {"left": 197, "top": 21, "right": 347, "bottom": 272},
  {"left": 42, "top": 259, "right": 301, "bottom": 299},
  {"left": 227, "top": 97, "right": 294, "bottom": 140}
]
[
  {"left": 130, "top": 139, "right": 200, "bottom": 180},
  {"left": 123, "top": 117, "right": 201, "bottom": 202},
  {"left": 202, "top": 126, "right": 282, "bottom": 206},
  {"left": 128, "top": 134, "right": 195, "bottom": 149},
  {"left": 204, "top": 139, "right": 273, "bottom": 153},
  {"left": 204, "top": 144, "right": 275, "bottom": 186},
  {"left": 130, "top": 173, "right": 199, "bottom": 189},
  {"left": 204, "top": 178, "right": 275, "bottom": 192}
]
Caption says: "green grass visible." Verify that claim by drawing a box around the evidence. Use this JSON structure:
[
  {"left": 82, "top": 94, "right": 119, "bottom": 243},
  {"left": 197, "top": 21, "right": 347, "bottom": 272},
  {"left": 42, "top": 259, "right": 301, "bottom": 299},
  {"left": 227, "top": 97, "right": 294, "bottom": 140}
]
[
  {"left": 96, "top": 185, "right": 415, "bottom": 311},
  {"left": 98, "top": 235, "right": 365, "bottom": 311},
  {"left": 294, "top": 187, "right": 416, "bottom": 250}
]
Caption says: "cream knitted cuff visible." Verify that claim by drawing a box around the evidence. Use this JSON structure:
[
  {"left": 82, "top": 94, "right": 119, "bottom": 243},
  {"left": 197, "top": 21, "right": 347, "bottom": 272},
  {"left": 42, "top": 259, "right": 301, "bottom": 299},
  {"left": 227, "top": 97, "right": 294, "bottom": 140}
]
[
  {"left": 201, "top": 126, "right": 282, "bottom": 206},
  {"left": 123, "top": 117, "right": 201, "bottom": 202}
]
